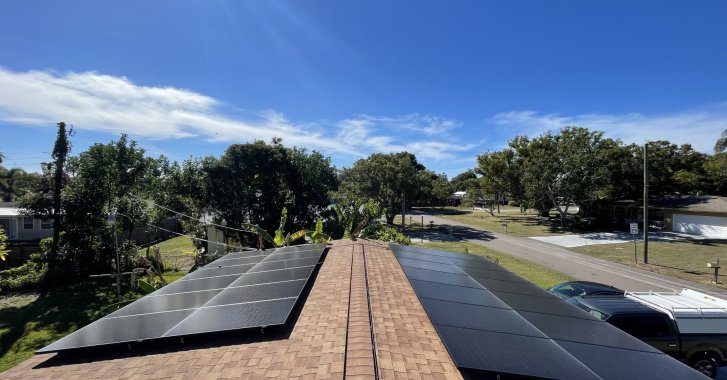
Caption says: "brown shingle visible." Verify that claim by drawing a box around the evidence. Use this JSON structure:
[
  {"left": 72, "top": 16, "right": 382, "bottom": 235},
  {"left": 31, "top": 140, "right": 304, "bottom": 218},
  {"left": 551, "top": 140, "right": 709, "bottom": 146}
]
[{"left": 3, "top": 240, "right": 460, "bottom": 379}]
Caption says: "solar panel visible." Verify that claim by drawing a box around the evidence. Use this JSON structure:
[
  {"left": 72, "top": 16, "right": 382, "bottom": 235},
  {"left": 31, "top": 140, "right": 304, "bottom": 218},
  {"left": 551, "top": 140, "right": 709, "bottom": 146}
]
[
  {"left": 408, "top": 279, "right": 510, "bottom": 308},
  {"left": 390, "top": 243, "right": 706, "bottom": 379},
  {"left": 38, "top": 243, "right": 327, "bottom": 354},
  {"left": 436, "top": 325, "right": 600, "bottom": 379}
]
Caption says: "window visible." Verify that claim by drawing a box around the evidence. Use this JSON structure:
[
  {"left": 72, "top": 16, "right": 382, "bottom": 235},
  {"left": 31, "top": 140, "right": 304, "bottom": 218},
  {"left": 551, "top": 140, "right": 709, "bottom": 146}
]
[
  {"left": 609, "top": 315, "right": 672, "bottom": 337},
  {"left": 23, "top": 217, "right": 33, "bottom": 230},
  {"left": 41, "top": 218, "right": 53, "bottom": 230}
]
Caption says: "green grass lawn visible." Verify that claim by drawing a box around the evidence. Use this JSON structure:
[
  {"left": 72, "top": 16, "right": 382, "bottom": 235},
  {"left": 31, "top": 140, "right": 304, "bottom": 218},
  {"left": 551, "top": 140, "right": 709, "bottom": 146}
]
[
  {"left": 0, "top": 270, "right": 187, "bottom": 373},
  {"left": 572, "top": 239, "right": 727, "bottom": 289},
  {"left": 413, "top": 206, "right": 575, "bottom": 237},
  {"left": 419, "top": 241, "right": 574, "bottom": 289},
  {"left": 154, "top": 236, "right": 197, "bottom": 271}
]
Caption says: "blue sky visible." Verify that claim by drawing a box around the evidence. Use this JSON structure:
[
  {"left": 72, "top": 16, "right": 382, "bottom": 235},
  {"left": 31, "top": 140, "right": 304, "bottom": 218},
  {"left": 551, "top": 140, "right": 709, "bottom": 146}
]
[{"left": 1, "top": 1, "right": 726, "bottom": 177}]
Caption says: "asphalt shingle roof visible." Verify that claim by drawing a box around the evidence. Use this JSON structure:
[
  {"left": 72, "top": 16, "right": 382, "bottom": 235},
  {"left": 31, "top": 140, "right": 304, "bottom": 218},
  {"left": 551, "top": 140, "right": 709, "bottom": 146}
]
[{"left": 3, "top": 240, "right": 461, "bottom": 380}]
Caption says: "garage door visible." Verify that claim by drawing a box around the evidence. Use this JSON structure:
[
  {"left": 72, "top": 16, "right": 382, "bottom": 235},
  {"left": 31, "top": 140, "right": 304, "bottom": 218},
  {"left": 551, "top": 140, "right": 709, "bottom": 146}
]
[{"left": 673, "top": 214, "right": 727, "bottom": 237}]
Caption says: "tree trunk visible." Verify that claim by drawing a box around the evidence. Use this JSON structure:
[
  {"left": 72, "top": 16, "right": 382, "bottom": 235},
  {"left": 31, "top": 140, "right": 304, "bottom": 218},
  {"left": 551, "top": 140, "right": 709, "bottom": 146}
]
[{"left": 51, "top": 122, "right": 70, "bottom": 271}]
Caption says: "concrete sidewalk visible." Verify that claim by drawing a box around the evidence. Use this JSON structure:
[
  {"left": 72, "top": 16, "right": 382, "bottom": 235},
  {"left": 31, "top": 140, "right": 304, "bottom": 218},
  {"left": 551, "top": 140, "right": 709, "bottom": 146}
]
[{"left": 410, "top": 210, "right": 727, "bottom": 298}]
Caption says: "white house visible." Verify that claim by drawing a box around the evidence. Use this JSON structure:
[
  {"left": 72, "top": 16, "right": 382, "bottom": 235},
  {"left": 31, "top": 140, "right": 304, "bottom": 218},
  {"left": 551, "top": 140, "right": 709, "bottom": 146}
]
[{"left": 0, "top": 202, "right": 54, "bottom": 241}]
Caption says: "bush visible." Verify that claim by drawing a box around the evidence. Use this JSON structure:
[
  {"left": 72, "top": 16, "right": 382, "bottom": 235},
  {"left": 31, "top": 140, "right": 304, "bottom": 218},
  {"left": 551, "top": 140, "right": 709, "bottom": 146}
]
[
  {"left": 0, "top": 255, "right": 48, "bottom": 291},
  {"left": 508, "top": 201, "right": 520, "bottom": 207},
  {"left": 359, "top": 223, "right": 411, "bottom": 245}
]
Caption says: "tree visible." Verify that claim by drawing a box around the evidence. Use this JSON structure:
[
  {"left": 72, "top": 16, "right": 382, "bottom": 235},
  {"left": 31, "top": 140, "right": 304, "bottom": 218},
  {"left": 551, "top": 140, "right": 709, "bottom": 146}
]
[
  {"left": 21, "top": 134, "right": 158, "bottom": 280},
  {"left": 203, "top": 140, "right": 336, "bottom": 242},
  {"left": 339, "top": 152, "right": 426, "bottom": 224},
  {"left": 476, "top": 147, "right": 525, "bottom": 212},
  {"left": 716, "top": 129, "right": 727, "bottom": 153},
  {"left": 51, "top": 122, "right": 71, "bottom": 262},
  {"left": 516, "top": 127, "right": 613, "bottom": 226},
  {"left": 0, "top": 168, "right": 31, "bottom": 202}
]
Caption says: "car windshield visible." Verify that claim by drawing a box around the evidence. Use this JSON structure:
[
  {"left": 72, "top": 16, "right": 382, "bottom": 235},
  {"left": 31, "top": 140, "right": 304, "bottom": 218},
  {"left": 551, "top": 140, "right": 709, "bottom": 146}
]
[{"left": 566, "top": 298, "right": 610, "bottom": 321}]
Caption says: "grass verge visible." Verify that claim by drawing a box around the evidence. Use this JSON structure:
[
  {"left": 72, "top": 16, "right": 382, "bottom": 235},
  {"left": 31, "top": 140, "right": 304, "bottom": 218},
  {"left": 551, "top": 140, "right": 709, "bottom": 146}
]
[
  {"left": 154, "top": 236, "right": 197, "bottom": 271},
  {"left": 413, "top": 206, "right": 574, "bottom": 237},
  {"left": 572, "top": 239, "right": 727, "bottom": 289},
  {"left": 418, "top": 240, "right": 574, "bottom": 289}
]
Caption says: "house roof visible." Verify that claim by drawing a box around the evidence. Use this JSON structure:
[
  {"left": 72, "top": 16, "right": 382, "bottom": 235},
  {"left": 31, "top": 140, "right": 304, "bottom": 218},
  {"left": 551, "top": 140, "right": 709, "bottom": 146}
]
[
  {"left": 650, "top": 195, "right": 727, "bottom": 213},
  {"left": 0, "top": 202, "right": 21, "bottom": 217},
  {"left": 4, "top": 240, "right": 705, "bottom": 379},
  {"left": 616, "top": 195, "right": 727, "bottom": 214},
  {"left": 3, "top": 240, "right": 461, "bottom": 380}
]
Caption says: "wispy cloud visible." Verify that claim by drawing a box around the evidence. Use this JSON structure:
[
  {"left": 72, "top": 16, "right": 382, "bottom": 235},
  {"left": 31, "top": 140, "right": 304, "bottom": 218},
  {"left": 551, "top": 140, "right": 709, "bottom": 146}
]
[
  {"left": 0, "top": 68, "right": 473, "bottom": 162},
  {"left": 336, "top": 116, "right": 475, "bottom": 161},
  {"left": 491, "top": 107, "right": 727, "bottom": 153}
]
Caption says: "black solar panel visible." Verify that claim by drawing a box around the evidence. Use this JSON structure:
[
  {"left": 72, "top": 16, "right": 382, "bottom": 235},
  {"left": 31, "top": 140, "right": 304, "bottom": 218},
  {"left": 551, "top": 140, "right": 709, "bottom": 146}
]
[
  {"left": 164, "top": 298, "right": 298, "bottom": 336},
  {"left": 390, "top": 244, "right": 706, "bottom": 379},
  {"left": 436, "top": 325, "right": 600, "bottom": 379},
  {"left": 408, "top": 279, "right": 509, "bottom": 308},
  {"left": 420, "top": 298, "right": 546, "bottom": 337},
  {"left": 38, "top": 243, "right": 327, "bottom": 354},
  {"left": 396, "top": 257, "right": 465, "bottom": 274},
  {"left": 556, "top": 340, "right": 706, "bottom": 380}
]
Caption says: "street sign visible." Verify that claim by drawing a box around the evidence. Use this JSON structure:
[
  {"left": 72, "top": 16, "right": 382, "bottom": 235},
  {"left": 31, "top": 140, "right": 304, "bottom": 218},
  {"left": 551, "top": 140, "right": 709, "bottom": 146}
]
[
  {"left": 630, "top": 223, "right": 639, "bottom": 263},
  {"left": 630, "top": 223, "right": 639, "bottom": 235}
]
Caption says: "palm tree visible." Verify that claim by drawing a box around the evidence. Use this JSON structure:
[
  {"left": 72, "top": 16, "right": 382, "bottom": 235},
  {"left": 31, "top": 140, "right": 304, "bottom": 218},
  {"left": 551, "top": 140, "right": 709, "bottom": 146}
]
[{"left": 0, "top": 167, "right": 28, "bottom": 202}]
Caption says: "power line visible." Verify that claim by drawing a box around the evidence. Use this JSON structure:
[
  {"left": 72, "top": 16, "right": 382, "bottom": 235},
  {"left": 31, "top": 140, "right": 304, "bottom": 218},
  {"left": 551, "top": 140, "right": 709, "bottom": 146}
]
[
  {"left": 127, "top": 193, "right": 259, "bottom": 236},
  {"left": 116, "top": 212, "right": 255, "bottom": 252}
]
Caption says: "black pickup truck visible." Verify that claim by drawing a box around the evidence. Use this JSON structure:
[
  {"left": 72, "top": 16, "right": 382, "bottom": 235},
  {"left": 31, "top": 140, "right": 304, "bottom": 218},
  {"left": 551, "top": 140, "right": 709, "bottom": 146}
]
[{"left": 568, "top": 295, "right": 727, "bottom": 378}]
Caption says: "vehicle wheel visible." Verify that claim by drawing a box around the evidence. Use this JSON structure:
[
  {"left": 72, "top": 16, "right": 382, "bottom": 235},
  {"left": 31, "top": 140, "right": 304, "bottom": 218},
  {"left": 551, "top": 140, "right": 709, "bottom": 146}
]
[{"left": 690, "top": 355, "right": 718, "bottom": 378}]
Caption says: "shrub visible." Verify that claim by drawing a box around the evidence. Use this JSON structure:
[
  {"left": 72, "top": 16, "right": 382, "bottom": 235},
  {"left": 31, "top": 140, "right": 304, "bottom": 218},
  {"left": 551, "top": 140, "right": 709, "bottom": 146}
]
[
  {"left": 359, "top": 223, "right": 411, "bottom": 245},
  {"left": 508, "top": 201, "right": 520, "bottom": 207},
  {"left": 0, "top": 255, "right": 48, "bottom": 291}
]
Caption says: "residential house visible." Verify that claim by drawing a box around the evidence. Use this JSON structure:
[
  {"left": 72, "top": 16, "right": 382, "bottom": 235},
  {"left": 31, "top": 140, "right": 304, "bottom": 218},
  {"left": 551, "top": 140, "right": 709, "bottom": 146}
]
[{"left": 0, "top": 202, "right": 53, "bottom": 242}]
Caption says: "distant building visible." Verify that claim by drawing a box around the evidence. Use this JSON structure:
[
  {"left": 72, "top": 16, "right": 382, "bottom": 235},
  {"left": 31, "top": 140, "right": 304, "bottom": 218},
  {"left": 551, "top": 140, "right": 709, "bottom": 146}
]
[
  {"left": 449, "top": 191, "right": 468, "bottom": 206},
  {"left": 0, "top": 202, "right": 53, "bottom": 242}
]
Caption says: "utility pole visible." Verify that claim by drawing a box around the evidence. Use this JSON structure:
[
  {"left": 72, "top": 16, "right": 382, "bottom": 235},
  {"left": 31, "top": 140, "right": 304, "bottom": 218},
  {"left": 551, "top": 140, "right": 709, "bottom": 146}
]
[{"left": 643, "top": 143, "right": 649, "bottom": 264}]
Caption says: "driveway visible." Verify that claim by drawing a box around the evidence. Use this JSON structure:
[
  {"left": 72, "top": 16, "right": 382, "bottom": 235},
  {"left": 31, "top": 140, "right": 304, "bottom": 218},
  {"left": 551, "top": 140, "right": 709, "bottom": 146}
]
[
  {"left": 531, "top": 231, "right": 720, "bottom": 248},
  {"left": 409, "top": 210, "right": 727, "bottom": 298}
]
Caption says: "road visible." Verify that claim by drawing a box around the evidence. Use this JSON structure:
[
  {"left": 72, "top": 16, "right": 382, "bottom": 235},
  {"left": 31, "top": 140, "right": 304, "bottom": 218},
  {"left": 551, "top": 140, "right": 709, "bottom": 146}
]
[{"left": 410, "top": 210, "right": 727, "bottom": 298}]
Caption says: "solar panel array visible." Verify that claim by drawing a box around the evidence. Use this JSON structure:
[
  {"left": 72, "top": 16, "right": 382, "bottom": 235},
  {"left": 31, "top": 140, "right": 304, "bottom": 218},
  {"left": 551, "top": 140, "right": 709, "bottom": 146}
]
[
  {"left": 390, "top": 244, "right": 706, "bottom": 380},
  {"left": 38, "top": 244, "right": 327, "bottom": 354}
]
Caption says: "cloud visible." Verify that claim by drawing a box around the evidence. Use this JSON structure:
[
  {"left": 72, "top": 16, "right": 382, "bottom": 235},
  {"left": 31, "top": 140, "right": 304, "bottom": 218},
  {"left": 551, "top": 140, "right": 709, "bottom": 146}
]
[
  {"left": 0, "top": 68, "right": 472, "bottom": 162},
  {"left": 491, "top": 107, "right": 727, "bottom": 153},
  {"left": 340, "top": 114, "right": 461, "bottom": 136},
  {"left": 336, "top": 116, "right": 475, "bottom": 161}
]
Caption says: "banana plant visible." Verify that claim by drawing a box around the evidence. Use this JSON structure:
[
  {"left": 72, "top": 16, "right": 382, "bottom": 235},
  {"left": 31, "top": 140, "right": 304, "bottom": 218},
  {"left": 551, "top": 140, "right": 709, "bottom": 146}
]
[
  {"left": 240, "top": 207, "right": 311, "bottom": 249},
  {"left": 305, "top": 218, "right": 330, "bottom": 244}
]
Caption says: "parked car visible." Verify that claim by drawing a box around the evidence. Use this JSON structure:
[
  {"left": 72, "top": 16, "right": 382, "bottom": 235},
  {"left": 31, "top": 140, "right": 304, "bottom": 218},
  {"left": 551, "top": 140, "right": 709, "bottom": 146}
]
[
  {"left": 567, "top": 291, "right": 727, "bottom": 378},
  {"left": 547, "top": 280, "right": 623, "bottom": 299}
]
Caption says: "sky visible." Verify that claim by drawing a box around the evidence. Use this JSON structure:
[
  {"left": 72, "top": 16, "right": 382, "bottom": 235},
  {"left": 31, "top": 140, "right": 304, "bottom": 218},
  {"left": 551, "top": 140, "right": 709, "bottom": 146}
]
[{"left": 1, "top": 1, "right": 726, "bottom": 177}]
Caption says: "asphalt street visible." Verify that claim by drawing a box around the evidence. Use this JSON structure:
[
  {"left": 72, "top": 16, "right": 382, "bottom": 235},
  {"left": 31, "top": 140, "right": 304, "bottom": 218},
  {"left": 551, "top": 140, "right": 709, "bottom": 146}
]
[{"left": 409, "top": 210, "right": 727, "bottom": 298}]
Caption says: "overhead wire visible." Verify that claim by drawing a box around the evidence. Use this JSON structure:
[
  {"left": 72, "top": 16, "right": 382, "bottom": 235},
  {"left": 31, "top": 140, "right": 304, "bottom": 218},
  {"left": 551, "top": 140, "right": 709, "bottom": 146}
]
[
  {"left": 127, "top": 193, "right": 259, "bottom": 236},
  {"left": 115, "top": 212, "right": 255, "bottom": 252}
]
